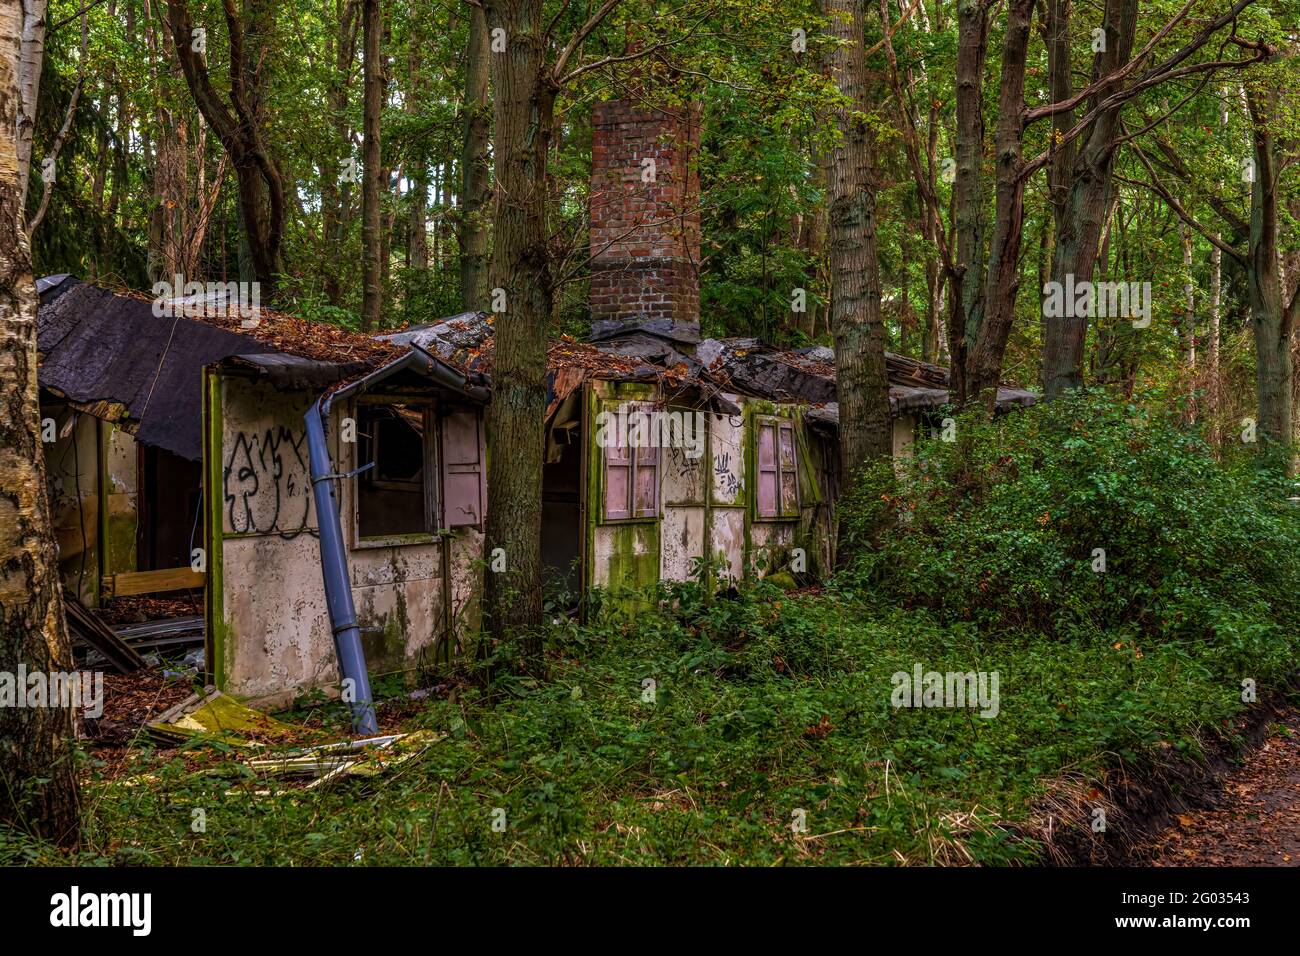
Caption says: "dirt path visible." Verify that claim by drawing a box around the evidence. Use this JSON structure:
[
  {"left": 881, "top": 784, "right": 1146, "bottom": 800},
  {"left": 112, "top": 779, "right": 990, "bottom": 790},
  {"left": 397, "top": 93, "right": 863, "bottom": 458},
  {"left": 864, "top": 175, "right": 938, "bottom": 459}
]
[{"left": 1142, "top": 709, "right": 1300, "bottom": 866}]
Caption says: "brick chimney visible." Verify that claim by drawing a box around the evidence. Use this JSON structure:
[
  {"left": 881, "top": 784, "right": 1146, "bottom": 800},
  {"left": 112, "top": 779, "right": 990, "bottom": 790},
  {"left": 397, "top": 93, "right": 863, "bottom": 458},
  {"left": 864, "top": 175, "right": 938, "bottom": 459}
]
[{"left": 589, "top": 99, "right": 701, "bottom": 336}]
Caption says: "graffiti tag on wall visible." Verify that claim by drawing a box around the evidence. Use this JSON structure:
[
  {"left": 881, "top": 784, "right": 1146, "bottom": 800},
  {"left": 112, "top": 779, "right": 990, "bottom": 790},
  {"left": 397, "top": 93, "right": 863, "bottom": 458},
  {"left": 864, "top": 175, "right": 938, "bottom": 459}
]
[
  {"left": 713, "top": 450, "right": 741, "bottom": 500},
  {"left": 224, "top": 427, "right": 314, "bottom": 536}
]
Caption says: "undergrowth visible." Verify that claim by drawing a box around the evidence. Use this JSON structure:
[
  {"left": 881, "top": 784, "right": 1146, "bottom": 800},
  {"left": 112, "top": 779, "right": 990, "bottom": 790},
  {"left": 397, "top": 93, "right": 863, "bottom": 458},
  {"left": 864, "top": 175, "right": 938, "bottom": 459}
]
[{"left": 3, "top": 392, "right": 1297, "bottom": 866}]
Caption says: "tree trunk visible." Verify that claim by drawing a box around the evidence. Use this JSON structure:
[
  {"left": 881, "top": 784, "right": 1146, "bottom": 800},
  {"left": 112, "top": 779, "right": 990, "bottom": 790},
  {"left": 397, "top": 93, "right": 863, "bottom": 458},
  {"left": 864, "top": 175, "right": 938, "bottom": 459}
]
[
  {"left": 322, "top": 0, "right": 359, "bottom": 306},
  {"left": 1207, "top": 234, "right": 1221, "bottom": 444},
  {"left": 406, "top": 27, "right": 428, "bottom": 275},
  {"left": 1180, "top": 223, "right": 1197, "bottom": 422},
  {"left": 16, "top": 0, "right": 47, "bottom": 214},
  {"left": 821, "top": 0, "right": 891, "bottom": 491},
  {"left": 360, "top": 0, "right": 383, "bottom": 330},
  {"left": 948, "top": 0, "right": 988, "bottom": 403},
  {"left": 0, "top": 7, "right": 81, "bottom": 845},
  {"left": 966, "top": 0, "right": 1034, "bottom": 408},
  {"left": 166, "top": 0, "right": 285, "bottom": 300},
  {"left": 1042, "top": 0, "right": 1138, "bottom": 398},
  {"left": 1245, "top": 86, "right": 1297, "bottom": 453},
  {"left": 481, "top": 0, "right": 552, "bottom": 659},
  {"left": 458, "top": 1, "right": 491, "bottom": 312}
]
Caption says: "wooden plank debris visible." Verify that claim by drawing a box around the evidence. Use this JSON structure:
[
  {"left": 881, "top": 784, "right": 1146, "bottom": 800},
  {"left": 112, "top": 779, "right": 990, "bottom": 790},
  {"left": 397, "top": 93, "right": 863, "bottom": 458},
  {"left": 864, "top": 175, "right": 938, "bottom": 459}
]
[
  {"left": 65, "top": 597, "right": 147, "bottom": 673},
  {"left": 102, "top": 567, "right": 205, "bottom": 597}
]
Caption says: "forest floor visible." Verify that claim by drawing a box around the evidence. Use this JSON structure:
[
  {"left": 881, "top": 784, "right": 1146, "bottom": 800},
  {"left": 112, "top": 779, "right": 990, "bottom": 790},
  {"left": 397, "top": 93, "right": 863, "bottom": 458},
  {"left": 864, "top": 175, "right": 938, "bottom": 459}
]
[
  {"left": 4, "top": 586, "right": 1298, "bottom": 866},
  {"left": 1140, "top": 709, "right": 1300, "bottom": 867}
]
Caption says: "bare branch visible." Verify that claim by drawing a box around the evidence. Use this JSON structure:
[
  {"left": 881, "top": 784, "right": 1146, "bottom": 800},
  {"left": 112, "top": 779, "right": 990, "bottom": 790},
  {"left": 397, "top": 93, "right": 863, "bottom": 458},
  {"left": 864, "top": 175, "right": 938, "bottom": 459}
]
[{"left": 552, "top": 0, "right": 621, "bottom": 86}]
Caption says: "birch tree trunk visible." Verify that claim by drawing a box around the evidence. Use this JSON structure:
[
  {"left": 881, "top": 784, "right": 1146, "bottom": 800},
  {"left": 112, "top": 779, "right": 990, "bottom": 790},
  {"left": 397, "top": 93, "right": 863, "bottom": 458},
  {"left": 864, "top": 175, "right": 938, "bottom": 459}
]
[
  {"left": 16, "top": 0, "right": 47, "bottom": 213},
  {"left": 1, "top": 4, "right": 81, "bottom": 845},
  {"left": 822, "top": 0, "right": 891, "bottom": 494},
  {"left": 1180, "top": 224, "right": 1197, "bottom": 422}
]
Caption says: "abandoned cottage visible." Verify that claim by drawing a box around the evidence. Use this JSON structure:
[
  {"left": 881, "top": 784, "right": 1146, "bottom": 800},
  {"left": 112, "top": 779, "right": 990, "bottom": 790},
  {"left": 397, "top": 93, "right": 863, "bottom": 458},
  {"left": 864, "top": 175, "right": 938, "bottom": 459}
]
[{"left": 35, "top": 96, "right": 1035, "bottom": 709}]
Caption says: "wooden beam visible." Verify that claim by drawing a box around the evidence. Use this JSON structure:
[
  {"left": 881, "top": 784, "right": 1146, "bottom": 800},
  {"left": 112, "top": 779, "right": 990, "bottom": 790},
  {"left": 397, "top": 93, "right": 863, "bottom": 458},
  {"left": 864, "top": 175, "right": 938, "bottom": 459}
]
[{"left": 102, "top": 567, "right": 205, "bottom": 598}]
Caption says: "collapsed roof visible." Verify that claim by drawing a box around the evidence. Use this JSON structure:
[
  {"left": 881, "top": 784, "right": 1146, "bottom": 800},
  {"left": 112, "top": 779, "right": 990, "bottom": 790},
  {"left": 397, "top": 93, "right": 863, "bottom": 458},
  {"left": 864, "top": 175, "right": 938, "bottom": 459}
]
[
  {"left": 388, "top": 312, "right": 1038, "bottom": 424},
  {"left": 35, "top": 277, "right": 480, "bottom": 461},
  {"left": 36, "top": 275, "right": 1037, "bottom": 462}
]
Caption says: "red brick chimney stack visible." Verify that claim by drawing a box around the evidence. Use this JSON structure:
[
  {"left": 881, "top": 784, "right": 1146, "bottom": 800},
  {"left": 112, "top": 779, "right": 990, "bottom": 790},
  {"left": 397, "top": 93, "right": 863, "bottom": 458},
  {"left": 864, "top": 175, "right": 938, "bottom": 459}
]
[{"left": 589, "top": 99, "right": 701, "bottom": 333}]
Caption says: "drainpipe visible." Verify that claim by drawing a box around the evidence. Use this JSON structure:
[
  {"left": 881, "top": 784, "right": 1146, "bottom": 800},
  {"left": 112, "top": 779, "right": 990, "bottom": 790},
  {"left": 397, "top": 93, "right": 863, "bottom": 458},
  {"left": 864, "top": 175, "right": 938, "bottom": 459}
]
[{"left": 304, "top": 397, "right": 378, "bottom": 735}]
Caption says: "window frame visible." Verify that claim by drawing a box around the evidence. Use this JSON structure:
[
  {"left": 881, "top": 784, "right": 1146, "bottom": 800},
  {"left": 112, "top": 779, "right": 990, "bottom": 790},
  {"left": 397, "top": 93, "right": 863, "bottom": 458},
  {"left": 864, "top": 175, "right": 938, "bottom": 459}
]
[
  {"left": 600, "top": 400, "right": 661, "bottom": 523},
  {"left": 351, "top": 396, "right": 441, "bottom": 549}
]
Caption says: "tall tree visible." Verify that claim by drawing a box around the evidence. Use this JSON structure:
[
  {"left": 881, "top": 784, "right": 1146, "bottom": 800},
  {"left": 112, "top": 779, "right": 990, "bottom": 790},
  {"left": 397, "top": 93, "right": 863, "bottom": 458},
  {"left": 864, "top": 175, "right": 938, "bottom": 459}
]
[
  {"left": 458, "top": 0, "right": 491, "bottom": 311},
  {"left": 0, "top": 0, "right": 80, "bottom": 847},
  {"left": 360, "top": 0, "right": 383, "bottom": 330},
  {"left": 167, "top": 0, "right": 285, "bottom": 297},
  {"left": 1129, "top": 44, "right": 1299, "bottom": 457},
  {"left": 821, "top": 0, "right": 892, "bottom": 488},
  {"left": 481, "top": 0, "right": 670, "bottom": 660},
  {"left": 321, "top": 0, "right": 361, "bottom": 306}
]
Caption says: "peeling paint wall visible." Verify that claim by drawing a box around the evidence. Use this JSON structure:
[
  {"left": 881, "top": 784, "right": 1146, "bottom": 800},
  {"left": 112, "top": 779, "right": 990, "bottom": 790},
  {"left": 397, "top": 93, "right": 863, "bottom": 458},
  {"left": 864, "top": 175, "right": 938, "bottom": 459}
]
[
  {"left": 588, "top": 384, "right": 837, "bottom": 591},
  {"left": 212, "top": 373, "right": 483, "bottom": 704},
  {"left": 587, "top": 381, "right": 663, "bottom": 592},
  {"left": 893, "top": 415, "right": 917, "bottom": 457},
  {"left": 102, "top": 424, "right": 138, "bottom": 575},
  {"left": 42, "top": 405, "right": 100, "bottom": 605}
]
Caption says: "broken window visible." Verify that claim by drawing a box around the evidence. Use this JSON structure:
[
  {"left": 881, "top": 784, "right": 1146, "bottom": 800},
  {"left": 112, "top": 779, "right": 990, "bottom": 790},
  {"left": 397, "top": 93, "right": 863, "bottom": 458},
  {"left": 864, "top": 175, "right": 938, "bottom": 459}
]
[
  {"left": 755, "top": 417, "right": 799, "bottom": 520},
  {"left": 356, "top": 403, "right": 432, "bottom": 539},
  {"left": 603, "top": 402, "right": 659, "bottom": 521}
]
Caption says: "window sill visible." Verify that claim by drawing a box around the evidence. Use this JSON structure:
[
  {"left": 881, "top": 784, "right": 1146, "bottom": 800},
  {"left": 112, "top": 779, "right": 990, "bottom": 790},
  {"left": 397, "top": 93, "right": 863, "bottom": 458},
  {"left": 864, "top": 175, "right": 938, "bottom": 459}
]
[{"left": 353, "top": 532, "right": 441, "bottom": 550}]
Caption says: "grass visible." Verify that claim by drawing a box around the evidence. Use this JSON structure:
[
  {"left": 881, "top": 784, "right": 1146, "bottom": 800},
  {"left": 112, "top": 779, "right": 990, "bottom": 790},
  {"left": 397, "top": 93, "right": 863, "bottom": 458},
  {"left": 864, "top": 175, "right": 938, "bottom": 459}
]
[{"left": 4, "top": 578, "right": 1292, "bottom": 867}]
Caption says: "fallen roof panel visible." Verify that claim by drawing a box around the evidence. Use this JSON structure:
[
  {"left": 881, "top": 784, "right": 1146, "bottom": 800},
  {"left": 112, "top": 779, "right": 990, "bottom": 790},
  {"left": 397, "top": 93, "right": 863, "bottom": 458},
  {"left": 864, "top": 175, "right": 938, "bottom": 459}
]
[{"left": 38, "top": 279, "right": 275, "bottom": 460}]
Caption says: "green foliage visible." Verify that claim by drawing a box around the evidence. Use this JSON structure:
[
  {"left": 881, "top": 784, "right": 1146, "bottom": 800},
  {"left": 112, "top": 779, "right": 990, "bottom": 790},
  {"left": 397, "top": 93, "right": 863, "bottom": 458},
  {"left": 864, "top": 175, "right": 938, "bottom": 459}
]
[
  {"left": 842, "top": 392, "right": 1300, "bottom": 660},
  {"left": 7, "top": 541, "right": 1293, "bottom": 866}
]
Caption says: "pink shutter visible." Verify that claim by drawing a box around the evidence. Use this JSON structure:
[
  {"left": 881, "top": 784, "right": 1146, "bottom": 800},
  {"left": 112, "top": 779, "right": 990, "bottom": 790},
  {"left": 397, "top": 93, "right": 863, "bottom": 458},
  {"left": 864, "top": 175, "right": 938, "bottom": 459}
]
[
  {"left": 442, "top": 407, "right": 486, "bottom": 527},
  {"left": 633, "top": 440, "right": 659, "bottom": 518},
  {"left": 604, "top": 420, "right": 632, "bottom": 520},
  {"left": 756, "top": 421, "right": 778, "bottom": 518},
  {"left": 778, "top": 422, "right": 799, "bottom": 516}
]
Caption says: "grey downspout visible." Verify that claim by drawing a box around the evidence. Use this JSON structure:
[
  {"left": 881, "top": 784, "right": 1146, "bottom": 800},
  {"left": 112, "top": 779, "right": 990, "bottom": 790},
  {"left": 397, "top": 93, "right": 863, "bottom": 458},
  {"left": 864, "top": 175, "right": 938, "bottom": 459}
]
[{"left": 305, "top": 396, "right": 378, "bottom": 735}]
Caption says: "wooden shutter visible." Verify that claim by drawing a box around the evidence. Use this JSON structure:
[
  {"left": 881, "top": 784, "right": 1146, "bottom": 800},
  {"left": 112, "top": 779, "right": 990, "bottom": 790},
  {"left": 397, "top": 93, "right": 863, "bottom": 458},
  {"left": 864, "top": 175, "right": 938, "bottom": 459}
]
[
  {"left": 756, "top": 420, "right": 779, "bottom": 518},
  {"left": 442, "top": 407, "right": 486, "bottom": 527},
  {"left": 633, "top": 439, "right": 659, "bottom": 518},
  {"left": 778, "top": 421, "right": 799, "bottom": 516},
  {"left": 604, "top": 414, "right": 632, "bottom": 520},
  {"left": 604, "top": 401, "right": 659, "bottom": 520}
]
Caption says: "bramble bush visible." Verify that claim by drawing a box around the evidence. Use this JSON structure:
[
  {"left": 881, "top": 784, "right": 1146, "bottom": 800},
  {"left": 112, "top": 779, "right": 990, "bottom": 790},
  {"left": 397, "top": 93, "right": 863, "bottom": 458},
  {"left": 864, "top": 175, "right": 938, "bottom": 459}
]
[{"left": 840, "top": 391, "right": 1300, "bottom": 667}]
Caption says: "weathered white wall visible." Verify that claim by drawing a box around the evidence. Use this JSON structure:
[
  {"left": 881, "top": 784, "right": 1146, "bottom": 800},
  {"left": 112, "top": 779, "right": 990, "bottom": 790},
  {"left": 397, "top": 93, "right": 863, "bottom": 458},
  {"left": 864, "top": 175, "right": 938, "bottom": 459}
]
[
  {"left": 893, "top": 414, "right": 917, "bottom": 457},
  {"left": 659, "top": 410, "right": 706, "bottom": 582},
  {"left": 215, "top": 375, "right": 482, "bottom": 703},
  {"left": 707, "top": 404, "right": 747, "bottom": 581},
  {"left": 43, "top": 407, "right": 100, "bottom": 604},
  {"left": 103, "top": 424, "right": 138, "bottom": 575}
]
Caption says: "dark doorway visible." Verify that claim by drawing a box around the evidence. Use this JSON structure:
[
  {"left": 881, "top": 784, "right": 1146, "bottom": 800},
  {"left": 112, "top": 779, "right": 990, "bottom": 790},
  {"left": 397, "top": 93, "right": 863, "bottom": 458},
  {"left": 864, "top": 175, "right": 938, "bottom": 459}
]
[
  {"left": 138, "top": 445, "right": 203, "bottom": 571},
  {"left": 541, "top": 415, "right": 583, "bottom": 605}
]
